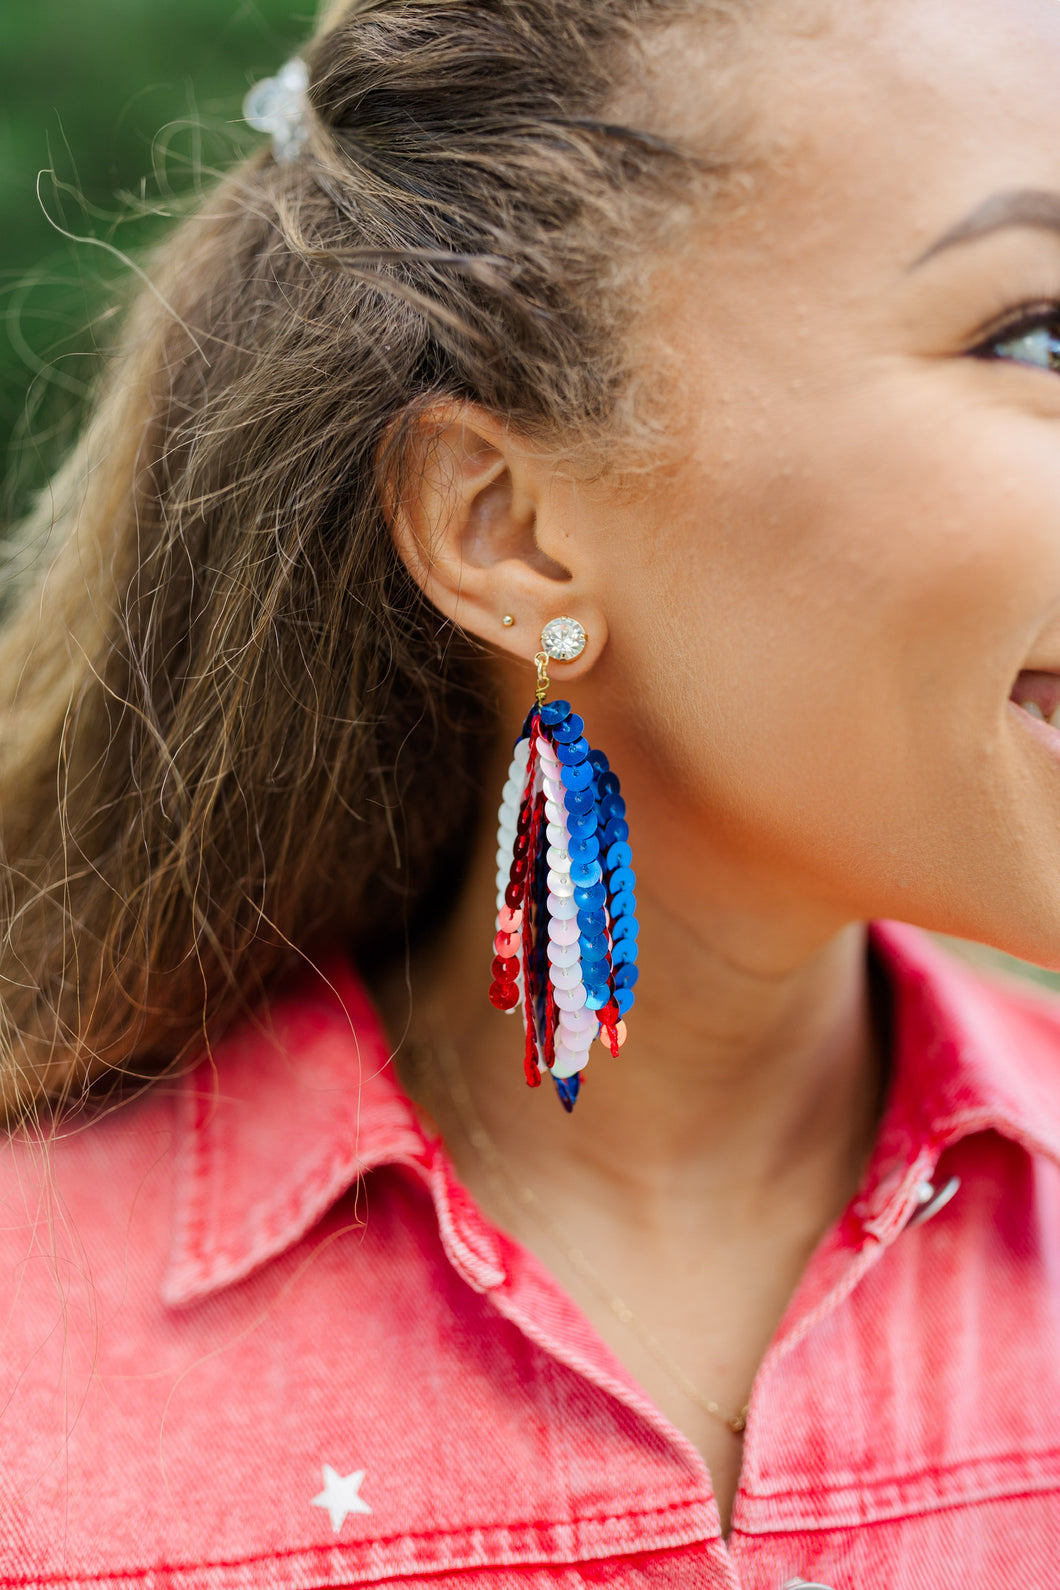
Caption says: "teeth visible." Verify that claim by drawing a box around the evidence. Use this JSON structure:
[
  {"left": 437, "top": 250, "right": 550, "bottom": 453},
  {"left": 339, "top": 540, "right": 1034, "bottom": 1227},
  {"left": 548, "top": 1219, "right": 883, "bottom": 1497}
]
[{"left": 1014, "top": 699, "right": 1060, "bottom": 728}]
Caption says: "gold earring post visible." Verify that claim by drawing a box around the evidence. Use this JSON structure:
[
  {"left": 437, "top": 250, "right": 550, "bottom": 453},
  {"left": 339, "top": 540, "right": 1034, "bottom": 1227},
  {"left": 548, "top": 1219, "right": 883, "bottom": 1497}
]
[{"left": 534, "top": 652, "right": 551, "bottom": 705}]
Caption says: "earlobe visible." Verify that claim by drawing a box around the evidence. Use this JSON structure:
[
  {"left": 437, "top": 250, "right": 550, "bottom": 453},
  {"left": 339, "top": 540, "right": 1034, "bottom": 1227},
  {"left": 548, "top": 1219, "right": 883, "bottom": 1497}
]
[{"left": 380, "top": 402, "right": 605, "bottom": 673}]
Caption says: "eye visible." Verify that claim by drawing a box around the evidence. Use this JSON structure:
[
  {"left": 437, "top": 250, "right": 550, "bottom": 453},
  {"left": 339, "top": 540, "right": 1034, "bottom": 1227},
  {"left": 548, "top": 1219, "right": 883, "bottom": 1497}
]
[{"left": 978, "top": 306, "right": 1060, "bottom": 373}]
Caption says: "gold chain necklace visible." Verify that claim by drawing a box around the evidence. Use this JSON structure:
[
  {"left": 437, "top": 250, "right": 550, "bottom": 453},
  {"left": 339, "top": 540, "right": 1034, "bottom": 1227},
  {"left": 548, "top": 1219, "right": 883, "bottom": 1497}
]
[{"left": 424, "top": 1024, "right": 751, "bottom": 1438}]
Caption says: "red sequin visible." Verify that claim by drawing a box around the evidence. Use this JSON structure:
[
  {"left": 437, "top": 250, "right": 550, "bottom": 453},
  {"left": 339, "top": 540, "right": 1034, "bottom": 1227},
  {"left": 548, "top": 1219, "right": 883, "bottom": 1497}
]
[
  {"left": 489, "top": 980, "right": 521, "bottom": 1012},
  {"left": 521, "top": 783, "right": 546, "bottom": 1088},
  {"left": 487, "top": 712, "right": 553, "bottom": 1093},
  {"left": 543, "top": 976, "right": 558, "bottom": 1071},
  {"left": 595, "top": 998, "right": 622, "bottom": 1058}
]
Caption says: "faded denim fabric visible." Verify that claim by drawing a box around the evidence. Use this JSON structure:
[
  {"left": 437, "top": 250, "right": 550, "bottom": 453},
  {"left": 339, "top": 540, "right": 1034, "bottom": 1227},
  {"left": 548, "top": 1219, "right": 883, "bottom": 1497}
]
[{"left": 1, "top": 921, "right": 1059, "bottom": 1589}]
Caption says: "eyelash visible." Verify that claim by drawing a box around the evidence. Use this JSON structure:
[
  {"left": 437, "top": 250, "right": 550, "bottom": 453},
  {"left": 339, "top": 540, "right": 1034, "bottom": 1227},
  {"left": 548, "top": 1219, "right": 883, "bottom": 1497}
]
[{"left": 971, "top": 300, "right": 1060, "bottom": 371}]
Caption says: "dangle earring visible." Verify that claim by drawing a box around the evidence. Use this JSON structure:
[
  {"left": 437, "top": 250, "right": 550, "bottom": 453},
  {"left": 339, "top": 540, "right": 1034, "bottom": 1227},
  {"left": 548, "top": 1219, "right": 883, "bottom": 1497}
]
[{"left": 489, "top": 617, "right": 639, "bottom": 1113}]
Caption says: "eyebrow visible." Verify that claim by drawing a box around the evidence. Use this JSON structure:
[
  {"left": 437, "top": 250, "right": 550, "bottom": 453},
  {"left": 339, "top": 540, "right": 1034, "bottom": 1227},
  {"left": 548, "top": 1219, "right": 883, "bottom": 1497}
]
[{"left": 911, "top": 189, "right": 1060, "bottom": 269}]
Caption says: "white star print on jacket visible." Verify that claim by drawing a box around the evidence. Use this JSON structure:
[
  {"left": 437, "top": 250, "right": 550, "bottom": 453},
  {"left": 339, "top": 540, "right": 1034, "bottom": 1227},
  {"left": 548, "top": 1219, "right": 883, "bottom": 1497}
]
[{"left": 311, "top": 1465, "right": 372, "bottom": 1531}]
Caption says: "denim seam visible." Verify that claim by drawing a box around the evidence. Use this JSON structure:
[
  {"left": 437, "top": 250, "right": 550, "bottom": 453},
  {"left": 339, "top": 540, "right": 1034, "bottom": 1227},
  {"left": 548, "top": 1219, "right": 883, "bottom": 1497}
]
[
  {"left": 736, "top": 1463, "right": 1060, "bottom": 1533},
  {"left": 748, "top": 1442, "right": 1060, "bottom": 1502},
  {"left": 0, "top": 1496, "right": 716, "bottom": 1585}
]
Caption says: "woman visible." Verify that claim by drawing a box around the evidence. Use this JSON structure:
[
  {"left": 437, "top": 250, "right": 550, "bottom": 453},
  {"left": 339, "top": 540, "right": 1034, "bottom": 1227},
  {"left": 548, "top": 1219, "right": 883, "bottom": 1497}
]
[{"left": 2, "top": 0, "right": 1059, "bottom": 1583}]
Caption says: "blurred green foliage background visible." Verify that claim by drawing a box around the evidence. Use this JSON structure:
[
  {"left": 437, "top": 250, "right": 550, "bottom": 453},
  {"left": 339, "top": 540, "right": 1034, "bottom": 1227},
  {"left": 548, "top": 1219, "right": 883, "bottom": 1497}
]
[
  {"left": 2, "top": 1, "right": 1060, "bottom": 997},
  {"left": 0, "top": 0, "right": 308, "bottom": 520}
]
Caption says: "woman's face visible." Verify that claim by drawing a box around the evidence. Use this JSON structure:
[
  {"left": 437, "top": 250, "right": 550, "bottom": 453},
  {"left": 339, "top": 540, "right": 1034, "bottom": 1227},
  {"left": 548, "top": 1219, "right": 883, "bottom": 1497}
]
[{"left": 566, "top": 0, "right": 1060, "bottom": 966}]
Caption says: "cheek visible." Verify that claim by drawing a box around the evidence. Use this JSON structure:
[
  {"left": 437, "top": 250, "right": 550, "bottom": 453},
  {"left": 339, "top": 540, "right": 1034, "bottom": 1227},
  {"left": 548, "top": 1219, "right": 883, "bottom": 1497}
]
[{"left": 603, "top": 379, "right": 1060, "bottom": 912}]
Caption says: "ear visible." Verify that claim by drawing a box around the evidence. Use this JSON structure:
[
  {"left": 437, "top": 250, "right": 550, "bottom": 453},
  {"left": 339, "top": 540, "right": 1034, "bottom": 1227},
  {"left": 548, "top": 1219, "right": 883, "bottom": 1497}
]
[{"left": 381, "top": 401, "right": 608, "bottom": 679}]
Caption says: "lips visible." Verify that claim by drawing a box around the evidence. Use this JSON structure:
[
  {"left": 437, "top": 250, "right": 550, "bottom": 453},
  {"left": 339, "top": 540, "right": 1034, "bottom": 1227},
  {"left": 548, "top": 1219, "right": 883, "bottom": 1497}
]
[{"left": 1010, "top": 669, "right": 1060, "bottom": 727}]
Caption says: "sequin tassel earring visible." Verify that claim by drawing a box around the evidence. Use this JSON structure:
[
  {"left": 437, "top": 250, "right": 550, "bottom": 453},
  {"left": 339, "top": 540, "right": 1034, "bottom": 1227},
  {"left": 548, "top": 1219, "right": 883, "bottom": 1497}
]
[{"left": 489, "top": 618, "right": 638, "bottom": 1112}]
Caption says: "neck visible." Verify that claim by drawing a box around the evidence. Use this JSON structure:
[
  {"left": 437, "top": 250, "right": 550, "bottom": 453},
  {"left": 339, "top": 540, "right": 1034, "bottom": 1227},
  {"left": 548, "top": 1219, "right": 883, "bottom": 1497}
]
[{"left": 380, "top": 773, "right": 888, "bottom": 1241}]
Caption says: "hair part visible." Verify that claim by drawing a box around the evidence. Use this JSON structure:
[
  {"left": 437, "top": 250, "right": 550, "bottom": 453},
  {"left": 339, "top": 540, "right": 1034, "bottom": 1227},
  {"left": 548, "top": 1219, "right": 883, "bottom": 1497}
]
[{"left": 0, "top": 0, "right": 757, "bottom": 1128}]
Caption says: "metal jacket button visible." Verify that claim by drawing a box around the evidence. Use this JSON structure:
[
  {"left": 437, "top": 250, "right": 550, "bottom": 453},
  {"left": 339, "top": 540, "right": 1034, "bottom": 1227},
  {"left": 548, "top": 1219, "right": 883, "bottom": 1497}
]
[{"left": 906, "top": 1174, "right": 961, "bottom": 1228}]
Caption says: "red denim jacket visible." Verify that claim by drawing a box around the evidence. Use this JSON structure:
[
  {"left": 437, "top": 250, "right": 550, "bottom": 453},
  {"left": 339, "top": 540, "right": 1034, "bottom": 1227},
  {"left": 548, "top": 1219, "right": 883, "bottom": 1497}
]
[{"left": 2, "top": 920, "right": 1060, "bottom": 1589}]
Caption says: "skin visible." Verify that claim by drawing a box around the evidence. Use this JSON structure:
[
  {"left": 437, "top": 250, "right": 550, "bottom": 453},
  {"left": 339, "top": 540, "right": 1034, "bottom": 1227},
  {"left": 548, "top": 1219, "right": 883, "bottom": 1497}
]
[{"left": 379, "top": 0, "right": 1060, "bottom": 1541}]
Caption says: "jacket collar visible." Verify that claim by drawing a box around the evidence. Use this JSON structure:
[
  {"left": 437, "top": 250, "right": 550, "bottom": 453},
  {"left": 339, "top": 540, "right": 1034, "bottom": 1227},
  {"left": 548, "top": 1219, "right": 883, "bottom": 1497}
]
[
  {"left": 161, "top": 923, "right": 1060, "bottom": 1308},
  {"left": 161, "top": 947, "right": 426, "bottom": 1308},
  {"left": 868, "top": 920, "right": 1060, "bottom": 1176}
]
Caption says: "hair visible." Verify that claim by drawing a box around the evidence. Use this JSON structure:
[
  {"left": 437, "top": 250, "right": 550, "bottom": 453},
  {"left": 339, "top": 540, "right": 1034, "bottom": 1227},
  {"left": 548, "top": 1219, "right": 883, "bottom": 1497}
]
[{"left": 0, "top": 0, "right": 757, "bottom": 1128}]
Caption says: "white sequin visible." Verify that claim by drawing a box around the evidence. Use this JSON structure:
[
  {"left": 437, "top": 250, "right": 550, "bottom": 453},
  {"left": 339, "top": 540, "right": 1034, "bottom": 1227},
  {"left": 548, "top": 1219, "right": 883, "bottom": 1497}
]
[
  {"left": 547, "top": 938, "right": 580, "bottom": 968},
  {"left": 558, "top": 1025, "right": 595, "bottom": 1056},
  {"left": 551, "top": 1043, "right": 589, "bottom": 1078},
  {"left": 547, "top": 892, "right": 578, "bottom": 920},
  {"left": 558, "top": 1005, "right": 596, "bottom": 1034}
]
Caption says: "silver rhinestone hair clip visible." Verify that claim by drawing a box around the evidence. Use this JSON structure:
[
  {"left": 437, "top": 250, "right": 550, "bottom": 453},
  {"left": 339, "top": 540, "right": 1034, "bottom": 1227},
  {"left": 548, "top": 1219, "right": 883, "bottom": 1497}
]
[{"left": 244, "top": 57, "right": 310, "bottom": 164}]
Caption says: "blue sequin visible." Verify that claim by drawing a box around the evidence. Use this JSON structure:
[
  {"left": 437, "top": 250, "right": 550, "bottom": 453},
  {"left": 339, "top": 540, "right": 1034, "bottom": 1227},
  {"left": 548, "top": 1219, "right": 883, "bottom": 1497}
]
[
  {"left": 555, "top": 737, "right": 590, "bottom": 766},
  {"left": 605, "top": 840, "right": 633, "bottom": 872},
  {"left": 540, "top": 700, "right": 572, "bottom": 726},
  {"left": 561, "top": 761, "right": 594, "bottom": 792},
  {"left": 612, "top": 915, "right": 639, "bottom": 943},
  {"left": 564, "top": 786, "right": 595, "bottom": 816},
  {"left": 603, "top": 817, "right": 629, "bottom": 847},
  {"left": 567, "top": 810, "right": 598, "bottom": 841},
  {"left": 577, "top": 906, "right": 607, "bottom": 936},
  {"left": 574, "top": 880, "right": 606, "bottom": 911},
  {"left": 610, "top": 889, "right": 636, "bottom": 920},
  {"left": 600, "top": 794, "right": 626, "bottom": 823},
  {"left": 614, "top": 987, "right": 635, "bottom": 1017},
  {"left": 597, "top": 771, "right": 621, "bottom": 799},
  {"left": 570, "top": 857, "right": 603, "bottom": 888},
  {"left": 587, "top": 749, "right": 610, "bottom": 775},
  {"left": 613, "top": 939, "right": 639, "bottom": 967},
  {"left": 609, "top": 865, "right": 636, "bottom": 896},
  {"left": 579, "top": 933, "right": 609, "bottom": 965},
  {"left": 554, "top": 1074, "right": 581, "bottom": 1111},
  {"left": 550, "top": 713, "right": 585, "bottom": 743},
  {"left": 614, "top": 963, "right": 639, "bottom": 990},
  {"left": 580, "top": 968, "right": 609, "bottom": 998},
  {"left": 568, "top": 834, "right": 600, "bottom": 865}
]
